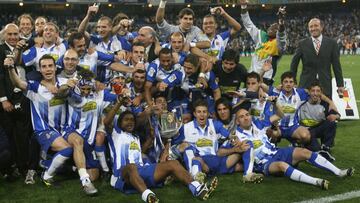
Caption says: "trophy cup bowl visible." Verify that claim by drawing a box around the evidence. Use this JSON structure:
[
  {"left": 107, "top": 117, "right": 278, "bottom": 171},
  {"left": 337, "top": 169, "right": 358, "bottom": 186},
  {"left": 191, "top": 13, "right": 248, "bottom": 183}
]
[{"left": 159, "top": 110, "right": 182, "bottom": 139}]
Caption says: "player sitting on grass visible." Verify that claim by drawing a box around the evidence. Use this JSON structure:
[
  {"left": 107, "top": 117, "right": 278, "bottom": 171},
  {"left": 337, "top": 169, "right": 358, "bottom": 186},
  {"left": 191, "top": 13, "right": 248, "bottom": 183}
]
[
  {"left": 234, "top": 107, "right": 355, "bottom": 190},
  {"left": 171, "top": 99, "right": 263, "bottom": 184},
  {"left": 104, "top": 99, "right": 218, "bottom": 203}
]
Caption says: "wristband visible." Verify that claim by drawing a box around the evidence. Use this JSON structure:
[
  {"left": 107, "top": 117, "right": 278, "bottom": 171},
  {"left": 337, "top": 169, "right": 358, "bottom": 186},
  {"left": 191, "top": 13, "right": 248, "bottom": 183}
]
[
  {"left": 0, "top": 97, "right": 8, "bottom": 102},
  {"left": 159, "top": 0, "right": 167, "bottom": 8},
  {"left": 241, "top": 5, "right": 247, "bottom": 9},
  {"left": 190, "top": 42, "right": 196, "bottom": 48}
]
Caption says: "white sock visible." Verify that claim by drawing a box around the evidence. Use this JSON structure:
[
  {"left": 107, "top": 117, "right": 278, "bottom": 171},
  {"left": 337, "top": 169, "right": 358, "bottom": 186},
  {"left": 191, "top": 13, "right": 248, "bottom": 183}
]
[
  {"left": 289, "top": 168, "right": 321, "bottom": 186},
  {"left": 141, "top": 189, "right": 154, "bottom": 202},
  {"left": 43, "top": 171, "right": 53, "bottom": 180},
  {"left": 185, "top": 150, "right": 195, "bottom": 172},
  {"left": 191, "top": 161, "right": 201, "bottom": 178},
  {"left": 96, "top": 151, "right": 109, "bottom": 172},
  {"left": 46, "top": 154, "right": 69, "bottom": 177},
  {"left": 78, "top": 168, "right": 90, "bottom": 185},
  {"left": 313, "top": 154, "right": 341, "bottom": 175}
]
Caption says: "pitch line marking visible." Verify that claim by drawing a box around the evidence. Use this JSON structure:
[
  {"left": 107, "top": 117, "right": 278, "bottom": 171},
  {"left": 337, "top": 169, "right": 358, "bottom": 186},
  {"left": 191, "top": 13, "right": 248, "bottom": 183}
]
[{"left": 294, "top": 190, "right": 360, "bottom": 203}]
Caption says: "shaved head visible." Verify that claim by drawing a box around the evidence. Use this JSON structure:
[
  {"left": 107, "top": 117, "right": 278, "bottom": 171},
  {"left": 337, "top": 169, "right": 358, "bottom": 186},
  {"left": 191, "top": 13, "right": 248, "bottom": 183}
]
[
  {"left": 5, "top": 23, "right": 19, "bottom": 31},
  {"left": 4, "top": 23, "right": 19, "bottom": 46}
]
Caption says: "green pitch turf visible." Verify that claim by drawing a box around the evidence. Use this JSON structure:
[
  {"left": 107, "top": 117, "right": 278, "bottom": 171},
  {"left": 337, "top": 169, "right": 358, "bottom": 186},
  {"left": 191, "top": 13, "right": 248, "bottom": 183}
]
[{"left": 1, "top": 55, "right": 360, "bottom": 203}]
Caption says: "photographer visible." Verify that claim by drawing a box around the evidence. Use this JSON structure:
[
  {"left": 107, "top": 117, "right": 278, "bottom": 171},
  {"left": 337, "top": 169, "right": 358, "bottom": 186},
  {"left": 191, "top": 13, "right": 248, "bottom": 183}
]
[{"left": 0, "top": 23, "right": 33, "bottom": 182}]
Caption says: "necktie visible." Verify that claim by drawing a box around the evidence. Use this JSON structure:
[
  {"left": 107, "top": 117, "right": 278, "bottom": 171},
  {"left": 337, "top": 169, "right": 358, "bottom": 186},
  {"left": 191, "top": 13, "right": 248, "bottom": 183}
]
[{"left": 314, "top": 38, "right": 321, "bottom": 55}]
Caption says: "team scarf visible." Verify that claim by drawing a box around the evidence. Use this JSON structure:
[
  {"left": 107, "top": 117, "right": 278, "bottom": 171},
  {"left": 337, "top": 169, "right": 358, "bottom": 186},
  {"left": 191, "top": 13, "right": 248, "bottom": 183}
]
[{"left": 255, "top": 30, "right": 279, "bottom": 60}]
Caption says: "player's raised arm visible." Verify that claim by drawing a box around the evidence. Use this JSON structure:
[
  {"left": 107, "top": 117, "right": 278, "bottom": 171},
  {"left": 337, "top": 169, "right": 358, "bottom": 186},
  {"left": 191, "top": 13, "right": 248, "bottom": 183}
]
[
  {"left": 155, "top": 0, "right": 167, "bottom": 24},
  {"left": 5, "top": 57, "right": 27, "bottom": 91},
  {"left": 78, "top": 3, "right": 99, "bottom": 38}
]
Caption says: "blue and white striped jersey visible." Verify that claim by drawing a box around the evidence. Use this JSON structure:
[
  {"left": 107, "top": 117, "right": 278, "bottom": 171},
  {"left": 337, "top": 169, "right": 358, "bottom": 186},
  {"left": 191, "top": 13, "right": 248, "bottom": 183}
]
[
  {"left": 146, "top": 59, "right": 181, "bottom": 83},
  {"left": 89, "top": 34, "right": 132, "bottom": 54},
  {"left": 233, "top": 119, "right": 278, "bottom": 170},
  {"left": 57, "top": 51, "right": 114, "bottom": 78},
  {"left": 108, "top": 117, "right": 143, "bottom": 178},
  {"left": 204, "top": 31, "right": 231, "bottom": 60},
  {"left": 25, "top": 77, "right": 68, "bottom": 134},
  {"left": 23, "top": 43, "right": 67, "bottom": 71},
  {"left": 163, "top": 68, "right": 219, "bottom": 94},
  {"left": 268, "top": 87, "right": 308, "bottom": 127},
  {"left": 172, "top": 119, "right": 229, "bottom": 156},
  {"left": 90, "top": 34, "right": 131, "bottom": 83},
  {"left": 65, "top": 89, "right": 117, "bottom": 145}
]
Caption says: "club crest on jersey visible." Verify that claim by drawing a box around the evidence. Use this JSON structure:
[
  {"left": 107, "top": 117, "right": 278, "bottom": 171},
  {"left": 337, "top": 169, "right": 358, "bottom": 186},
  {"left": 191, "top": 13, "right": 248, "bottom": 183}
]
[
  {"left": 129, "top": 141, "right": 140, "bottom": 151},
  {"left": 196, "top": 138, "right": 213, "bottom": 147},
  {"left": 168, "top": 74, "right": 176, "bottom": 83},
  {"left": 82, "top": 101, "right": 97, "bottom": 112},
  {"left": 148, "top": 67, "right": 155, "bottom": 77},
  {"left": 49, "top": 98, "right": 65, "bottom": 107},
  {"left": 209, "top": 130, "right": 214, "bottom": 136}
]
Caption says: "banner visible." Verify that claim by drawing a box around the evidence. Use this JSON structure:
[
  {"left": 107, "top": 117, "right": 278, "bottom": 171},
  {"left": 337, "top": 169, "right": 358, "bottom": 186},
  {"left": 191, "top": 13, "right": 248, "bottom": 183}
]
[{"left": 332, "top": 78, "right": 359, "bottom": 120}]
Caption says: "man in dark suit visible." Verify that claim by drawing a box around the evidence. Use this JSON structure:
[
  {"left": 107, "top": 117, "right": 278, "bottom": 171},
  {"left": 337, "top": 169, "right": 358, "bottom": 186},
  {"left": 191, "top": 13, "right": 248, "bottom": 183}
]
[
  {"left": 137, "top": 26, "right": 161, "bottom": 63},
  {"left": 0, "top": 23, "right": 33, "bottom": 180},
  {"left": 290, "top": 18, "right": 344, "bottom": 98}
]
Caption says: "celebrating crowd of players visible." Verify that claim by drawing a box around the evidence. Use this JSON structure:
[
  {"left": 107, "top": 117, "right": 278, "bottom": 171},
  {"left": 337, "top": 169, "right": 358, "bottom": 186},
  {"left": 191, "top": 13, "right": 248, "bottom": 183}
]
[{"left": 0, "top": 0, "right": 355, "bottom": 202}]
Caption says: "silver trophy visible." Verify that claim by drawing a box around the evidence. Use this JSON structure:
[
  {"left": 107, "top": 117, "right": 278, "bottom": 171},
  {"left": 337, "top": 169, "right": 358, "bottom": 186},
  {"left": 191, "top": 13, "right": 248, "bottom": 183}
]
[{"left": 159, "top": 106, "right": 183, "bottom": 139}]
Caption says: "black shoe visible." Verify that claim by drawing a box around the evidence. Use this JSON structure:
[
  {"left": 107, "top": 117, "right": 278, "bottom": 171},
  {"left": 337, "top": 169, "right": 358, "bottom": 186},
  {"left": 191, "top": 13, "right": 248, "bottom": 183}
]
[
  {"left": 319, "top": 150, "right": 335, "bottom": 162},
  {"left": 101, "top": 171, "right": 112, "bottom": 182}
]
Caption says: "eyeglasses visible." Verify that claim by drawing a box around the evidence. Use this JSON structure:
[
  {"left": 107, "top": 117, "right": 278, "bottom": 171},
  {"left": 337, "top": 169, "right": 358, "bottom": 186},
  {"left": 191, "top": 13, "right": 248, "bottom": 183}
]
[
  {"left": 80, "top": 88, "right": 92, "bottom": 91},
  {"left": 64, "top": 57, "right": 78, "bottom": 62}
]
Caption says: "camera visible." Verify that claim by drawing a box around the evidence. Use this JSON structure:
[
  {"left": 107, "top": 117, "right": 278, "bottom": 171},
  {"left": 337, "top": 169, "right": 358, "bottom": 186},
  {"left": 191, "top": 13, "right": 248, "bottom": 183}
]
[{"left": 210, "top": 7, "right": 221, "bottom": 15}]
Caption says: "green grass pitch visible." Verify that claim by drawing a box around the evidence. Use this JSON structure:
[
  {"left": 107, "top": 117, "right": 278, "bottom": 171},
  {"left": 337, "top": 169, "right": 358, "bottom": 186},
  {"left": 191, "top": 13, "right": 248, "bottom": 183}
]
[{"left": 1, "top": 55, "right": 360, "bottom": 203}]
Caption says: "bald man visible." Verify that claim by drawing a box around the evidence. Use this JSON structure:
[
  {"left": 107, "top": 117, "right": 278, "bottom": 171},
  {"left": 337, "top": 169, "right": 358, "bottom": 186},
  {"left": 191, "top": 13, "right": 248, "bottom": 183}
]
[
  {"left": 136, "top": 26, "right": 161, "bottom": 62},
  {"left": 58, "top": 49, "right": 81, "bottom": 79},
  {"left": 0, "top": 23, "right": 33, "bottom": 182},
  {"left": 290, "top": 18, "right": 344, "bottom": 98}
]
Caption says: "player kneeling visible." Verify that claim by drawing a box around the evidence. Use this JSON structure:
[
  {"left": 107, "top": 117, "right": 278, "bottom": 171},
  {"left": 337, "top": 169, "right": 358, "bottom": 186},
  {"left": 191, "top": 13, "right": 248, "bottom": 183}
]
[
  {"left": 235, "top": 108, "right": 354, "bottom": 190},
  {"left": 104, "top": 98, "right": 218, "bottom": 202}
]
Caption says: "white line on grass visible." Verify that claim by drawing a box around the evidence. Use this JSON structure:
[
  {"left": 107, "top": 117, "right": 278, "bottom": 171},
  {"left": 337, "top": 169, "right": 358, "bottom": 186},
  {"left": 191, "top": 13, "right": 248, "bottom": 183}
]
[{"left": 294, "top": 190, "right": 360, "bottom": 203}]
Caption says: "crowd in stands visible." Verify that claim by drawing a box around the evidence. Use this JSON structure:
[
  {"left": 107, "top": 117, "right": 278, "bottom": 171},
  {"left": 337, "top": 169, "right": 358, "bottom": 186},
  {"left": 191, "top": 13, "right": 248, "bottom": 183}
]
[{"left": 1, "top": 5, "right": 360, "bottom": 55}]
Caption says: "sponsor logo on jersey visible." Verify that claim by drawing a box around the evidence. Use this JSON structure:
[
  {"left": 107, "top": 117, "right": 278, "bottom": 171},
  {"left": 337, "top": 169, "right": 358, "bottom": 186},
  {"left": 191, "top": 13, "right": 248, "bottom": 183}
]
[
  {"left": 83, "top": 101, "right": 97, "bottom": 112},
  {"left": 129, "top": 141, "right": 140, "bottom": 151},
  {"left": 282, "top": 105, "right": 296, "bottom": 113},
  {"left": 49, "top": 98, "right": 65, "bottom": 107},
  {"left": 196, "top": 138, "right": 213, "bottom": 147}
]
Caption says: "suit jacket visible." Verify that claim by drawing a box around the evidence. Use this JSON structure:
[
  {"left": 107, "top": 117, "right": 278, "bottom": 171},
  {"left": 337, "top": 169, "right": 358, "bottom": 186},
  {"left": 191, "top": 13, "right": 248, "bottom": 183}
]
[
  {"left": 147, "top": 42, "right": 158, "bottom": 63},
  {"left": 0, "top": 43, "right": 27, "bottom": 111},
  {"left": 290, "top": 36, "right": 343, "bottom": 97}
]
